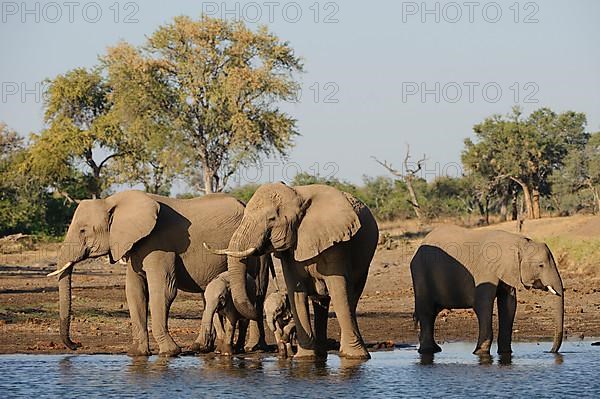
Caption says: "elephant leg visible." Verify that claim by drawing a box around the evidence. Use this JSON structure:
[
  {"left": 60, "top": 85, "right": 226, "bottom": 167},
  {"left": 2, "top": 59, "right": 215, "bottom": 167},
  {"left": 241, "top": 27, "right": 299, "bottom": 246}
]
[
  {"left": 248, "top": 294, "right": 269, "bottom": 352},
  {"left": 414, "top": 296, "right": 441, "bottom": 354},
  {"left": 126, "top": 263, "right": 150, "bottom": 357},
  {"left": 473, "top": 284, "right": 497, "bottom": 355},
  {"left": 273, "top": 320, "right": 287, "bottom": 357},
  {"left": 312, "top": 296, "right": 330, "bottom": 354},
  {"left": 283, "top": 270, "right": 317, "bottom": 359},
  {"left": 220, "top": 317, "right": 235, "bottom": 356},
  {"left": 235, "top": 318, "right": 249, "bottom": 353},
  {"left": 497, "top": 286, "right": 517, "bottom": 354},
  {"left": 325, "top": 275, "right": 370, "bottom": 359},
  {"left": 282, "top": 321, "right": 296, "bottom": 357},
  {"left": 144, "top": 251, "right": 181, "bottom": 357}
]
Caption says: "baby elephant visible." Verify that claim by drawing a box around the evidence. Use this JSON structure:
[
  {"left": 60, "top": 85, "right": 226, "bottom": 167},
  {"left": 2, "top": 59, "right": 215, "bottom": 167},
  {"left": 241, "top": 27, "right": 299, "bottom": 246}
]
[
  {"left": 264, "top": 292, "right": 296, "bottom": 358},
  {"left": 196, "top": 272, "right": 256, "bottom": 355},
  {"left": 410, "top": 225, "right": 564, "bottom": 355}
]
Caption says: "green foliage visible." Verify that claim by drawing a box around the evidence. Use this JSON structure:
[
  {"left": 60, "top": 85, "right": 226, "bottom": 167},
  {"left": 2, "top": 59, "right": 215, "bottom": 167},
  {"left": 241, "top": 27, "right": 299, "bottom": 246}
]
[
  {"left": 462, "top": 107, "right": 590, "bottom": 218},
  {"left": 0, "top": 122, "right": 75, "bottom": 236},
  {"left": 21, "top": 68, "right": 120, "bottom": 198},
  {"left": 227, "top": 184, "right": 261, "bottom": 204},
  {"left": 103, "top": 16, "right": 302, "bottom": 193},
  {"left": 550, "top": 131, "right": 600, "bottom": 214}
]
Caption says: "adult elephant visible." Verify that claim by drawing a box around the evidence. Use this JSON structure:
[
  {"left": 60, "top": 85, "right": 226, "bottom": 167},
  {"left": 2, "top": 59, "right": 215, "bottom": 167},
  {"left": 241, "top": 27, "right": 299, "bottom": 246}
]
[
  {"left": 206, "top": 183, "right": 379, "bottom": 359},
  {"left": 410, "top": 225, "right": 564, "bottom": 355},
  {"left": 48, "top": 190, "right": 268, "bottom": 357}
]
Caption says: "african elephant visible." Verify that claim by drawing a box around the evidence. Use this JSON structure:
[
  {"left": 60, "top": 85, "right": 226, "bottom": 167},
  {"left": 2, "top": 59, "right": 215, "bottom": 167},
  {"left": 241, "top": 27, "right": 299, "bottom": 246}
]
[
  {"left": 264, "top": 291, "right": 296, "bottom": 358},
  {"left": 410, "top": 225, "right": 564, "bottom": 355},
  {"left": 197, "top": 271, "right": 256, "bottom": 355},
  {"left": 205, "top": 183, "right": 379, "bottom": 359},
  {"left": 47, "top": 190, "right": 269, "bottom": 356}
]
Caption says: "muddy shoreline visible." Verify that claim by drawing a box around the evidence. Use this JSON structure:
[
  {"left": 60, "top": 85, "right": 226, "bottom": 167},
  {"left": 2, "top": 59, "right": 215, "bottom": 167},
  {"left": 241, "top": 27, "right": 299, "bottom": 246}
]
[{"left": 1, "top": 216, "right": 599, "bottom": 355}]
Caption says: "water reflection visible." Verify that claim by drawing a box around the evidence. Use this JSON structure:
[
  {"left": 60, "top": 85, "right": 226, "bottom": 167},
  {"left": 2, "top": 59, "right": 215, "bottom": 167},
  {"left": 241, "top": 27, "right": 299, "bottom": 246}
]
[
  {"left": 419, "top": 352, "right": 514, "bottom": 366},
  {"left": 498, "top": 353, "right": 513, "bottom": 366},
  {"left": 1, "top": 342, "right": 597, "bottom": 398},
  {"left": 553, "top": 353, "right": 564, "bottom": 365},
  {"left": 419, "top": 353, "right": 435, "bottom": 365}
]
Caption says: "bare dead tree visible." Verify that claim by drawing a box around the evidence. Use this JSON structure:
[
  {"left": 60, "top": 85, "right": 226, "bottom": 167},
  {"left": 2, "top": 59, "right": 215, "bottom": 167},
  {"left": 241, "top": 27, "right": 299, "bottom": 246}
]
[{"left": 373, "top": 144, "right": 426, "bottom": 220}]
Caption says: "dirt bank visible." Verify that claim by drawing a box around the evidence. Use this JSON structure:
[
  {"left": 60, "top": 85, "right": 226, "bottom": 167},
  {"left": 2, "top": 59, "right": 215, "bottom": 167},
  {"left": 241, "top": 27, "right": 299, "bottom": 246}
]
[{"left": 1, "top": 215, "right": 599, "bottom": 354}]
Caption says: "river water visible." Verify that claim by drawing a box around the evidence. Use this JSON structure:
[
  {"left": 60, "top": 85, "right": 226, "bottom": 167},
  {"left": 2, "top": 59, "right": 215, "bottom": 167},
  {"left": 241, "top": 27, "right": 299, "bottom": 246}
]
[{"left": 1, "top": 341, "right": 598, "bottom": 398}]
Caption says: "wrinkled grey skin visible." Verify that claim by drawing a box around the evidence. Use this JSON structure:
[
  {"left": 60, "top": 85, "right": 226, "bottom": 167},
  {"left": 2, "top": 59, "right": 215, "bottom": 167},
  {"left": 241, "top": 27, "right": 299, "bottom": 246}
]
[
  {"left": 53, "top": 190, "right": 268, "bottom": 357},
  {"left": 213, "top": 183, "right": 379, "bottom": 360},
  {"left": 197, "top": 272, "right": 256, "bottom": 355},
  {"left": 264, "top": 291, "right": 296, "bottom": 358},
  {"left": 410, "top": 225, "right": 564, "bottom": 355}
]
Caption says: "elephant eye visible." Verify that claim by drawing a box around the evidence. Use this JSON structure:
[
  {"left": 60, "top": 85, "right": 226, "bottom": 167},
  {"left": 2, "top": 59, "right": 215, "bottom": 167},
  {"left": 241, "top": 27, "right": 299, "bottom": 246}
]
[{"left": 538, "top": 264, "right": 544, "bottom": 268}]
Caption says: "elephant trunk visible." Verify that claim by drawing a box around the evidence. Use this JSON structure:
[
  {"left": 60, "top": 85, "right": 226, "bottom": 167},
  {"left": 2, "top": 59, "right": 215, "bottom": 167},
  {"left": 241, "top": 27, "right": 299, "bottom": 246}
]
[
  {"left": 58, "top": 271, "right": 79, "bottom": 350},
  {"left": 549, "top": 285, "right": 564, "bottom": 353},
  {"left": 228, "top": 218, "right": 263, "bottom": 320},
  {"left": 229, "top": 256, "right": 258, "bottom": 320},
  {"left": 56, "top": 230, "right": 87, "bottom": 350}
]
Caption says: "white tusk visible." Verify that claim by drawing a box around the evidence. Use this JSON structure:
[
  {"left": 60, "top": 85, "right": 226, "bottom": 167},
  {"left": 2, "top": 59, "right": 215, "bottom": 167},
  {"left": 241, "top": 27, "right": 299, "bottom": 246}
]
[
  {"left": 118, "top": 257, "right": 127, "bottom": 265},
  {"left": 47, "top": 262, "right": 74, "bottom": 277},
  {"left": 203, "top": 242, "right": 257, "bottom": 258},
  {"left": 547, "top": 285, "right": 559, "bottom": 296}
]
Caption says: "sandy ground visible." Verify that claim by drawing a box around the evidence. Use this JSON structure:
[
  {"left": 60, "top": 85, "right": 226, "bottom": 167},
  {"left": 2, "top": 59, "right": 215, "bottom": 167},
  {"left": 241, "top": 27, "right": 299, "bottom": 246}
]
[{"left": 0, "top": 215, "right": 599, "bottom": 354}]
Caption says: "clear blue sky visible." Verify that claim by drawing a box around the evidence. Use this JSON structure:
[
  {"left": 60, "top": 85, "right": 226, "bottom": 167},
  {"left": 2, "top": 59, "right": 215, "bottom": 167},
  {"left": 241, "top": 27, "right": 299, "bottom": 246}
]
[{"left": 1, "top": 0, "right": 599, "bottom": 190}]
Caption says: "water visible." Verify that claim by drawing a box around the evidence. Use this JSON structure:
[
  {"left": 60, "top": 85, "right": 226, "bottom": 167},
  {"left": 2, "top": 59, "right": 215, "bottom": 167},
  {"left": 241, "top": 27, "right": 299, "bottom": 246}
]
[{"left": 1, "top": 342, "right": 598, "bottom": 398}]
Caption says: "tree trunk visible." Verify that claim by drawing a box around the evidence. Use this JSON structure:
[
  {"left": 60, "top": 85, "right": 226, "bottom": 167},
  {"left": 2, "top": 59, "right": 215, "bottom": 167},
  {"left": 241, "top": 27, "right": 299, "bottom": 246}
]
[
  {"left": 511, "top": 190, "right": 518, "bottom": 221},
  {"left": 589, "top": 183, "right": 600, "bottom": 215},
  {"left": 484, "top": 195, "right": 490, "bottom": 225},
  {"left": 532, "top": 188, "right": 541, "bottom": 219},
  {"left": 203, "top": 168, "right": 215, "bottom": 194},
  {"left": 500, "top": 198, "right": 508, "bottom": 222},
  {"left": 405, "top": 176, "right": 422, "bottom": 220},
  {"left": 511, "top": 177, "right": 534, "bottom": 219}
]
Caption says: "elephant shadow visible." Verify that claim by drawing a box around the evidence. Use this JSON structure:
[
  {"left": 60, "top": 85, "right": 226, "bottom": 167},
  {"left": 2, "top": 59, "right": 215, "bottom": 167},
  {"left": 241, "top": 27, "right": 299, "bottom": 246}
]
[
  {"left": 415, "top": 245, "right": 483, "bottom": 308},
  {"left": 134, "top": 203, "right": 197, "bottom": 284}
]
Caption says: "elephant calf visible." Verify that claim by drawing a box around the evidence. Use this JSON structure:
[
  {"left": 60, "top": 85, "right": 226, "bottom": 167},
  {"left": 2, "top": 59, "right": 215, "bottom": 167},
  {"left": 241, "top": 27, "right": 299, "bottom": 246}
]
[
  {"left": 264, "top": 292, "right": 296, "bottom": 358},
  {"left": 410, "top": 225, "right": 564, "bottom": 355},
  {"left": 196, "top": 272, "right": 256, "bottom": 355}
]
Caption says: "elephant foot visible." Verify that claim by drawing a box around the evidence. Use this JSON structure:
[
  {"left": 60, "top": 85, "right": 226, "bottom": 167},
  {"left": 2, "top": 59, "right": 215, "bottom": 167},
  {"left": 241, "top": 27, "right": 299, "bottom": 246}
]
[
  {"left": 339, "top": 347, "right": 371, "bottom": 360},
  {"left": 497, "top": 345, "right": 513, "bottom": 354},
  {"left": 293, "top": 346, "right": 327, "bottom": 361},
  {"left": 473, "top": 340, "right": 492, "bottom": 356},
  {"left": 189, "top": 342, "right": 211, "bottom": 354},
  {"left": 473, "top": 347, "right": 491, "bottom": 356},
  {"left": 418, "top": 343, "right": 442, "bottom": 354},
  {"left": 159, "top": 344, "right": 182, "bottom": 358},
  {"left": 247, "top": 340, "right": 270, "bottom": 353},
  {"left": 127, "top": 343, "right": 151, "bottom": 357},
  {"left": 219, "top": 344, "right": 234, "bottom": 356},
  {"left": 277, "top": 342, "right": 289, "bottom": 358}
]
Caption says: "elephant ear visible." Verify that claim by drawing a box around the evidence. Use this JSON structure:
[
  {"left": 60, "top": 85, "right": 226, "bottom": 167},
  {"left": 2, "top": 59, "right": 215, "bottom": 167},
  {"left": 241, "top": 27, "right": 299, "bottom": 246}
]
[
  {"left": 293, "top": 185, "right": 361, "bottom": 262},
  {"left": 493, "top": 236, "right": 528, "bottom": 289},
  {"left": 106, "top": 191, "right": 160, "bottom": 263}
]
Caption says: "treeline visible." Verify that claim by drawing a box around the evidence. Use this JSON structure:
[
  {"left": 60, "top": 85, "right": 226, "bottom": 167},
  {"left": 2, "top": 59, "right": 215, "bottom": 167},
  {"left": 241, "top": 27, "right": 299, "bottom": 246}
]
[
  {"left": 1, "top": 106, "right": 598, "bottom": 237},
  {"left": 230, "top": 107, "right": 599, "bottom": 224},
  {"left": 1, "top": 17, "right": 599, "bottom": 238},
  {"left": 1, "top": 16, "right": 302, "bottom": 237}
]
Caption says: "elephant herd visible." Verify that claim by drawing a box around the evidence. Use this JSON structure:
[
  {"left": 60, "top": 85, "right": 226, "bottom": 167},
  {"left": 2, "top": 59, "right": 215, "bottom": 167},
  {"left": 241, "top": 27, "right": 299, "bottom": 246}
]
[{"left": 48, "top": 182, "right": 564, "bottom": 360}]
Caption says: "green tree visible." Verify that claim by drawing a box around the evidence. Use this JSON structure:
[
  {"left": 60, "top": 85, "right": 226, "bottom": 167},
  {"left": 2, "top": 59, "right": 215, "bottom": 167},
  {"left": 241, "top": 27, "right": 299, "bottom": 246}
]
[
  {"left": 22, "top": 68, "right": 122, "bottom": 199},
  {"left": 462, "top": 107, "right": 588, "bottom": 219},
  {"left": 103, "top": 16, "right": 302, "bottom": 193},
  {"left": 553, "top": 132, "right": 600, "bottom": 213},
  {"left": 0, "top": 123, "right": 75, "bottom": 236}
]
